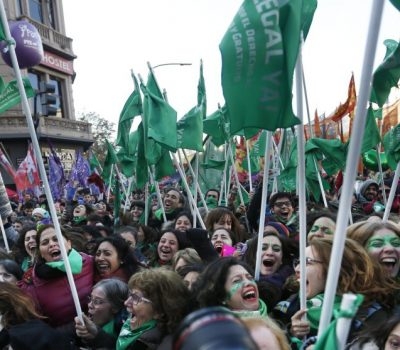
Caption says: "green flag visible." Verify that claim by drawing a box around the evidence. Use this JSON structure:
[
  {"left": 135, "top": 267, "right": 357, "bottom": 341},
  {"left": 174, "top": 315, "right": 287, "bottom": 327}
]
[
  {"left": 197, "top": 59, "right": 207, "bottom": 119},
  {"left": 370, "top": 39, "right": 400, "bottom": 107},
  {"left": 135, "top": 123, "right": 149, "bottom": 188},
  {"left": 220, "top": 0, "right": 316, "bottom": 134},
  {"left": 383, "top": 124, "right": 400, "bottom": 170},
  {"left": 313, "top": 295, "right": 364, "bottom": 350},
  {"left": 177, "top": 62, "right": 206, "bottom": 151},
  {"left": 0, "top": 77, "right": 35, "bottom": 114},
  {"left": 102, "top": 140, "right": 118, "bottom": 184},
  {"left": 203, "top": 106, "right": 230, "bottom": 147},
  {"left": 307, "top": 138, "right": 348, "bottom": 176},
  {"left": 88, "top": 151, "right": 101, "bottom": 173},
  {"left": 177, "top": 106, "right": 203, "bottom": 151},
  {"left": 361, "top": 105, "right": 381, "bottom": 154},
  {"left": 115, "top": 73, "right": 142, "bottom": 151},
  {"left": 141, "top": 71, "right": 178, "bottom": 152},
  {"left": 0, "top": 19, "right": 6, "bottom": 41}
]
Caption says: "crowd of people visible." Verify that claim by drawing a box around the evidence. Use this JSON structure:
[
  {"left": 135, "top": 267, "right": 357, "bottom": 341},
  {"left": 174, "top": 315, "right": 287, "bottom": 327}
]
[{"left": 1, "top": 170, "right": 400, "bottom": 349}]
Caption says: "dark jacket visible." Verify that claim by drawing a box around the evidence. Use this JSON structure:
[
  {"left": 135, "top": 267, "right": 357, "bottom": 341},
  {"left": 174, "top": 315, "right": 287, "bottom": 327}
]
[{"left": 0, "top": 319, "right": 71, "bottom": 350}]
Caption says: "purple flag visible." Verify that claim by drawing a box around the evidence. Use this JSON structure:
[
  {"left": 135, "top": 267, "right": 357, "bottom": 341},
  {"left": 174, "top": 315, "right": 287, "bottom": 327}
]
[
  {"left": 48, "top": 149, "right": 65, "bottom": 201},
  {"left": 69, "top": 151, "right": 90, "bottom": 188}
]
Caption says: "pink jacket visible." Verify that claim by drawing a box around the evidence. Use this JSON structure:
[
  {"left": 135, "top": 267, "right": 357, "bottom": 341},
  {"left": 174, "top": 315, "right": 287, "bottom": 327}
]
[{"left": 18, "top": 253, "right": 94, "bottom": 327}]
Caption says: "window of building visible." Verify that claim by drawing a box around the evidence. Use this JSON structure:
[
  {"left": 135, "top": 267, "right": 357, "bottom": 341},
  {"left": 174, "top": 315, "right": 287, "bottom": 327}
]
[
  {"left": 28, "top": 70, "right": 65, "bottom": 118},
  {"left": 27, "top": 0, "right": 55, "bottom": 29}
]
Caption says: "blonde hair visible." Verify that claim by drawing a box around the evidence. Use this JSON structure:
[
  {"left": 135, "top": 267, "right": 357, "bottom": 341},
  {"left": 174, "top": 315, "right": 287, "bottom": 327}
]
[
  {"left": 171, "top": 248, "right": 202, "bottom": 271},
  {"left": 242, "top": 317, "right": 290, "bottom": 350}
]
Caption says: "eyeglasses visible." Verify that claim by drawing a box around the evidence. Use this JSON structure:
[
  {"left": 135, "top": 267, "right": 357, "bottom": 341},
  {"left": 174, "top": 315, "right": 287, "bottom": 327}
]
[
  {"left": 293, "top": 257, "right": 323, "bottom": 268},
  {"left": 273, "top": 201, "right": 292, "bottom": 208},
  {"left": 87, "top": 295, "right": 108, "bottom": 306},
  {"left": 128, "top": 292, "right": 152, "bottom": 305}
]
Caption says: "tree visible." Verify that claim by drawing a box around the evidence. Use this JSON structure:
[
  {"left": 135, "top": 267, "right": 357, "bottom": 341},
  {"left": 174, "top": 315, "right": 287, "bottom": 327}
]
[{"left": 78, "top": 111, "right": 116, "bottom": 163}]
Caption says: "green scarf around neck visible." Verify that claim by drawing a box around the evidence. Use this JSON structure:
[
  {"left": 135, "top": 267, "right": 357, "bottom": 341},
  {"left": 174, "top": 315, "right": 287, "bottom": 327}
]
[
  {"left": 46, "top": 248, "right": 83, "bottom": 274},
  {"left": 231, "top": 299, "right": 268, "bottom": 319},
  {"left": 117, "top": 318, "right": 157, "bottom": 350}
]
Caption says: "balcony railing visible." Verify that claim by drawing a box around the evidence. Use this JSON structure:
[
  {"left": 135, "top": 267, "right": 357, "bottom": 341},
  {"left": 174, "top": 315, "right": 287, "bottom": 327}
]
[
  {"left": 18, "top": 16, "right": 75, "bottom": 57},
  {"left": 0, "top": 116, "right": 93, "bottom": 144}
]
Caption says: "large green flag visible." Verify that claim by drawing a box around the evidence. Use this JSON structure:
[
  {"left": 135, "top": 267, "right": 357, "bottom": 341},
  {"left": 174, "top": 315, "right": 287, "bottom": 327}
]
[
  {"left": 370, "top": 39, "right": 400, "bottom": 107},
  {"left": 102, "top": 140, "right": 118, "bottom": 184},
  {"left": 0, "top": 77, "right": 35, "bottom": 114},
  {"left": 115, "top": 73, "right": 142, "bottom": 151},
  {"left": 361, "top": 105, "right": 381, "bottom": 154},
  {"left": 220, "top": 0, "right": 317, "bottom": 134},
  {"left": 141, "top": 71, "right": 178, "bottom": 152},
  {"left": 383, "top": 124, "right": 400, "bottom": 170},
  {"left": 117, "top": 131, "right": 138, "bottom": 178}
]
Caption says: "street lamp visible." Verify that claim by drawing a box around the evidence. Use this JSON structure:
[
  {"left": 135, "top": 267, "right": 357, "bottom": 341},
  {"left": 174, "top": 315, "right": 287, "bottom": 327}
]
[
  {"left": 152, "top": 62, "right": 192, "bottom": 69},
  {"left": 147, "top": 61, "right": 192, "bottom": 101}
]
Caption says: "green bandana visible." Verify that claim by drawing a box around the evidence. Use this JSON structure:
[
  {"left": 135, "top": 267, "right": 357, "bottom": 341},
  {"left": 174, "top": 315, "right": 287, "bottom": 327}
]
[
  {"left": 46, "top": 248, "right": 83, "bottom": 274},
  {"left": 231, "top": 299, "right": 268, "bottom": 319},
  {"left": 117, "top": 318, "right": 157, "bottom": 350},
  {"left": 73, "top": 215, "right": 87, "bottom": 224},
  {"left": 102, "top": 319, "right": 116, "bottom": 336}
]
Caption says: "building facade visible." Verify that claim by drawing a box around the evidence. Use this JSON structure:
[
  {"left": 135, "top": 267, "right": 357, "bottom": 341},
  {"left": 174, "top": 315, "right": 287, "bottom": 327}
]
[{"left": 0, "top": 0, "right": 93, "bottom": 187}]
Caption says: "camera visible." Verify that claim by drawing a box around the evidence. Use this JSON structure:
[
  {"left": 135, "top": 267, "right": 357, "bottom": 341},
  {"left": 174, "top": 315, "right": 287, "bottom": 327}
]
[{"left": 173, "top": 307, "right": 257, "bottom": 350}]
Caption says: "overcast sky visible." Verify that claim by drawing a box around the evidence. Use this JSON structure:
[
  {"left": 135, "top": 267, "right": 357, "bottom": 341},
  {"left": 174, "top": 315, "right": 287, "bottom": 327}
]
[{"left": 63, "top": 0, "right": 400, "bottom": 131}]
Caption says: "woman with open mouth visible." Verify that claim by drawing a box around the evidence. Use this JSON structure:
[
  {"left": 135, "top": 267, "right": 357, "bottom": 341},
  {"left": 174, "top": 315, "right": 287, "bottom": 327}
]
[
  {"left": 149, "top": 229, "right": 192, "bottom": 268},
  {"left": 347, "top": 220, "right": 400, "bottom": 278},
  {"left": 243, "top": 231, "right": 298, "bottom": 307},
  {"left": 17, "top": 224, "right": 95, "bottom": 328},
  {"left": 283, "top": 237, "right": 397, "bottom": 347},
  {"left": 75, "top": 278, "right": 129, "bottom": 349},
  {"left": 94, "top": 236, "right": 144, "bottom": 283},
  {"left": 210, "top": 228, "right": 239, "bottom": 257},
  {"left": 11, "top": 223, "right": 38, "bottom": 271},
  {"left": 76, "top": 268, "right": 189, "bottom": 349},
  {"left": 193, "top": 257, "right": 268, "bottom": 319}
]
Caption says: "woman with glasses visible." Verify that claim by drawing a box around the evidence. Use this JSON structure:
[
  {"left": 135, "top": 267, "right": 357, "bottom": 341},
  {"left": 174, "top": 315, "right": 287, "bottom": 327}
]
[
  {"left": 282, "top": 238, "right": 398, "bottom": 347},
  {"left": 118, "top": 267, "right": 190, "bottom": 349},
  {"left": 75, "top": 278, "right": 129, "bottom": 349}
]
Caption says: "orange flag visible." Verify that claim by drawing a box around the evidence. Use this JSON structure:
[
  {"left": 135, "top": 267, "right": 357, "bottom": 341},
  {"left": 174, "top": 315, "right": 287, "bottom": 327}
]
[
  {"left": 314, "top": 109, "right": 322, "bottom": 137},
  {"left": 331, "top": 73, "right": 357, "bottom": 122}
]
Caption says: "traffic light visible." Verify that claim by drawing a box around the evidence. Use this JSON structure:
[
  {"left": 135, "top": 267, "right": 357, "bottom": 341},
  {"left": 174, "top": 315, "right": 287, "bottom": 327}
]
[{"left": 39, "top": 81, "right": 58, "bottom": 116}]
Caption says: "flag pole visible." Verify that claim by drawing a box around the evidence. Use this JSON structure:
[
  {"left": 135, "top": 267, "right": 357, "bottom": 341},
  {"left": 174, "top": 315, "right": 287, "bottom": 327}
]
[
  {"left": 318, "top": 0, "right": 385, "bottom": 335},
  {"left": 245, "top": 139, "right": 253, "bottom": 192},
  {"left": 148, "top": 167, "right": 167, "bottom": 223},
  {"left": 170, "top": 153, "right": 206, "bottom": 229},
  {"left": 0, "top": 215, "right": 10, "bottom": 253},
  {"left": 254, "top": 131, "right": 272, "bottom": 280},
  {"left": 295, "top": 35, "right": 308, "bottom": 312},
  {"left": 0, "top": 1, "right": 83, "bottom": 322},
  {"left": 182, "top": 150, "right": 208, "bottom": 212}
]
